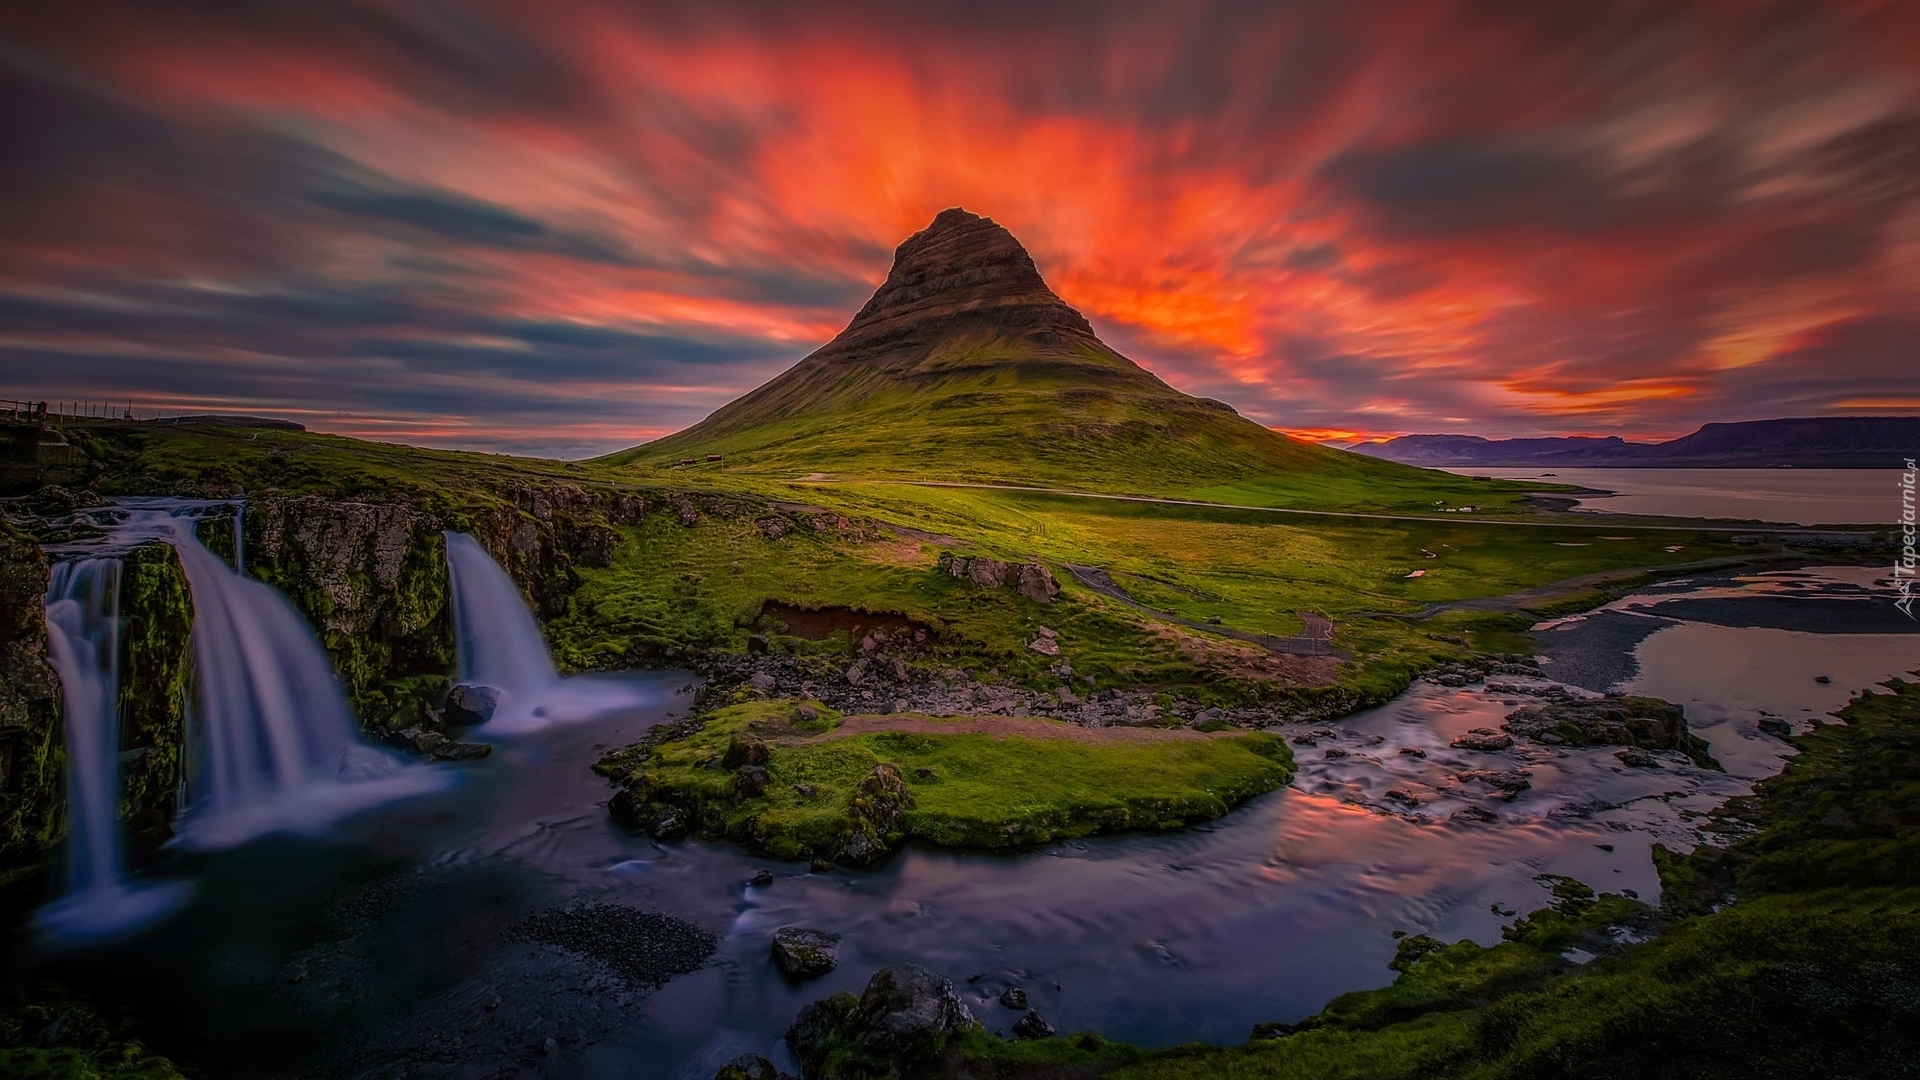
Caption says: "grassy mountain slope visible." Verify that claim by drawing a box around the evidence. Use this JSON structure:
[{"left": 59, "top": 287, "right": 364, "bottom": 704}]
[{"left": 597, "top": 210, "right": 1511, "bottom": 509}]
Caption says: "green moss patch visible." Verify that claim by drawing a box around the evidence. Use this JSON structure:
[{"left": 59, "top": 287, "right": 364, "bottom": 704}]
[{"left": 605, "top": 701, "right": 1295, "bottom": 862}]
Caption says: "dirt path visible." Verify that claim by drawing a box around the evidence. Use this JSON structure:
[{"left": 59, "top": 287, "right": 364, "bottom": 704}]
[{"left": 1062, "top": 563, "right": 1343, "bottom": 657}]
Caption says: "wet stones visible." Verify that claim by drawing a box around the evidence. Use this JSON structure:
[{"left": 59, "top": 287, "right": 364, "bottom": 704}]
[
  {"left": 771, "top": 927, "right": 841, "bottom": 979},
  {"left": 998, "top": 986, "right": 1029, "bottom": 1010},
  {"left": 1452, "top": 768, "right": 1533, "bottom": 799},
  {"left": 399, "top": 727, "right": 493, "bottom": 761},
  {"left": 1615, "top": 748, "right": 1662, "bottom": 769},
  {"left": 786, "top": 964, "right": 976, "bottom": 1075},
  {"left": 1012, "top": 1010, "right": 1056, "bottom": 1039},
  {"left": 713, "top": 1054, "right": 783, "bottom": 1080},
  {"left": 444, "top": 683, "right": 499, "bottom": 726},
  {"left": 1758, "top": 715, "right": 1794, "bottom": 738},
  {"left": 1504, "top": 695, "right": 1714, "bottom": 766},
  {"left": 1450, "top": 727, "right": 1515, "bottom": 752},
  {"left": 1450, "top": 804, "right": 1499, "bottom": 823}
]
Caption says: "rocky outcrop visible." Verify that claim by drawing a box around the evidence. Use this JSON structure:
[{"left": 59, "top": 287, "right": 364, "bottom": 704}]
[
  {"left": 934, "top": 552, "right": 1059, "bottom": 603},
  {"left": 1504, "top": 695, "right": 1716, "bottom": 767},
  {"left": 771, "top": 927, "right": 841, "bottom": 979},
  {"left": 837, "top": 763, "right": 911, "bottom": 865},
  {"left": 241, "top": 496, "right": 452, "bottom": 728},
  {"left": 786, "top": 964, "right": 977, "bottom": 1079},
  {"left": 0, "top": 521, "right": 62, "bottom": 862},
  {"left": 117, "top": 542, "right": 193, "bottom": 841}
]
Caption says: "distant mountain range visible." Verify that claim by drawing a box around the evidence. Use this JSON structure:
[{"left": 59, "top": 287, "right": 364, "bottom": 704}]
[{"left": 1346, "top": 417, "right": 1920, "bottom": 469}]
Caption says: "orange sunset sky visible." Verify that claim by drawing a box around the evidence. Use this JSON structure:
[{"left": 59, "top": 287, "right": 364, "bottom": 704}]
[{"left": 3, "top": 0, "right": 1917, "bottom": 457}]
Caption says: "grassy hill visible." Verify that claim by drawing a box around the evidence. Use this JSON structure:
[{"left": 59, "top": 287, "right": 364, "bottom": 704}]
[{"left": 596, "top": 209, "right": 1517, "bottom": 512}]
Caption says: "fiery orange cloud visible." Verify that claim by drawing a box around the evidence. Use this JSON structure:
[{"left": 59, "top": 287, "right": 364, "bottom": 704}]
[{"left": 1, "top": 0, "right": 1915, "bottom": 456}]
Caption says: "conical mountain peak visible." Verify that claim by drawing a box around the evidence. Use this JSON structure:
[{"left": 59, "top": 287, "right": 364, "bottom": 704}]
[{"left": 836, "top": 208, "right": 1094, "bottom": 346}]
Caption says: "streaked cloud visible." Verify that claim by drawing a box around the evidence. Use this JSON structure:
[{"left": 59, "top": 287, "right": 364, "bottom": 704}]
[{"left": 2, "top": 0, "right": 1914, "bottom": 455}]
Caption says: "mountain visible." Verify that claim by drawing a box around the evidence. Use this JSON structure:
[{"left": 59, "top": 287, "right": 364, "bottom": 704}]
[
  {"left": 600, "top": 209, "right": 1426, "bottom": 497},
  {"left": 1349, "top": 417, "right": 1920, "bottom": 469}
]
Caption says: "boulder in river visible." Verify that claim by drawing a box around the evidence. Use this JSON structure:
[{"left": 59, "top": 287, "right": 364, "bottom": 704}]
[
  {"left": 1503, "top": 695, "right": 1715, "bottom": 766},
  {"left": 444, "top": 683, "right": 500, "bottom": 726},
  {"left": 712, "top": 1053, "right": 782, "bottom": 1080},
  {"left": 999, "top": 986, "right": 1029, "bottom": 1010},
  {"left": 786, "top": 964, "right": 976, "bottom": 1075},
  {"left": 771, "top": 926, "right": 841, "bottom": 979},
  {"left": 1012, "top": 1009, "right": 1056, "bottom": 1039},
  {"left": 1450, "top": 727, "right": 1515, "bottom": 752}
]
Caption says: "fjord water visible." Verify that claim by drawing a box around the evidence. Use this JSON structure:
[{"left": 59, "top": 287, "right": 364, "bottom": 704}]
[
  {"left": 26, "top": 560, "right": 1915, "bottom": 1076},
  {"left": 1448, "top": 466, "right": 1897, "bottom": 524}
]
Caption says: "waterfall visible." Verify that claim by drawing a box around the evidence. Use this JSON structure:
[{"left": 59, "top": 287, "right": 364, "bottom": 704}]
[
  {"left": 445, "top": 531, "right": 558, "bottom": 697},
  {"left": 38, "top": 557, "right": 191, "bottom": 941},
  {"left": 443, "top": 531, "right": 651, "bottom": 733},
  {"left": 42, "top": 499, "right": 445, "bottom": 871}
]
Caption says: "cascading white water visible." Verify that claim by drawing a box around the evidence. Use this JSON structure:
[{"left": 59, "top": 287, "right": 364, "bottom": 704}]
[
  {"left": 43, "top": 499, "right": 445, "bottom": 868},
  {"left": 444, "top": 531, "right": 557, "bottom": 699},
  {"left": 442, "top": 531, "right": 654, "bottom": 733},
  {"left": 38, "top": 557, "right": 191, "bottom": 941}
]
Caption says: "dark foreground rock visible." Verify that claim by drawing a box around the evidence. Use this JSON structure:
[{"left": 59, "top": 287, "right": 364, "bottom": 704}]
[
  {"left": 506, "top": 904, "right": 716, "bottom": 988},
  {"left": 787, "top": 964, "right": 977, "bottom": 1078},
  {"left": 714, "top": 1054, "right": 790, "bottom": 1080},
  {"left": 772, "top": 927, "right": 841, "bottom": 979},
  {"left": 836, "top": 762, "right": 912, "bottom": 865},
  {"left": 1504, "top": 695, "right": 1716, "bottom": 767},
  {"left": 445, "top": 683, "right": 501, "bottom": 726}
]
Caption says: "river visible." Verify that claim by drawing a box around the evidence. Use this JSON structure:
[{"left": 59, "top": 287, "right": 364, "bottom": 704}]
[{"left": 14, "top": 563, "right": 1917, "bottom": 1078}]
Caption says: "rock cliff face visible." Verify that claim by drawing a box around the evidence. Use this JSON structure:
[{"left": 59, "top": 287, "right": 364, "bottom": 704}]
[
  {"left": 239, "top": 497, "right": 452, "bottom": 727},
  {"left": 0, "top": 522, "right": 62, "bottom": 863}
]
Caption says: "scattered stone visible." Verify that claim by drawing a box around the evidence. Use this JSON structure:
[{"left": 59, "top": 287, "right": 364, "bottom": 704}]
[
  {"left": 1385, "top": 789, "right": 1421, "bottom": 807},
  {"left": 748, "top": 671, "right": 777, "bottom": 691},
  {"left": 444, "top": 683, "right": 500, "bottom": 726},
  {"left": 746, "top": 633, "right": 770, "bottom": 654},
  {"left": 734, "top": 764, "right": 771, "bottom": 797},
  {"left": 507, "top": 904, "right": 717, "bottom": 988},
  {"left": 1757, "top": 716, "right": 1793, "bottom": 738},
  {"left": 1595, "top": 843, "right": 1615, "bottom": 852},
  {"left": 1012, "top": 1010, "right": 1056, "bottom": 1039},
  {"left": 1815, "top": 675, "right": 1832, "bottom": 684},
  {"left": 786, "top": 964, "right": 976, "bottom": 1075},
  {"left": 999, "top": 986, "right": 1029, "bottom": 1010},
  {"left": 648, "top": 806, "right": 689, "bottom": 841},
  {"left": 1398, "top": 747, "right": 1428, "bottom": 758},
  {"left": 714, "top": 1053, "right": 780, "bottom": 1080},
  {"left": 724, "top": 733, "right": 770, "bottom": 768},
  {"left": 1323, "top": 747, "right": 1349, "bottom": 759},
  {"left": 1504, "top": 695, "right": 1711, "bottom": 765},
  {"left": 1450, "top": 728, "right": 1515, "bottom": 752},
  {"left": 1451, "top": 805, "right": 1499, "bottom": 823},
  {"left": 1615, "top": 748, "right": 1662, "bottom": 769},
  {"left": 1027, "top": 634, "right": 1061, "bottom": 656},
  {"left": 1453, "top": 768, "right": 1532, "bottom": 798},
  {"left": 809, "top": 859, "right": 834, "bottom": 874},
  {"left": 772, "top": 927, "right": 841, "bottom": 979}
]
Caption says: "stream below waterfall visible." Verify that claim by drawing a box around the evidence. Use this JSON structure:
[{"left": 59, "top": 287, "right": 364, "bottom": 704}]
[{"left": 10, "top": 527, "right": 1918, "bottom": 1077}]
